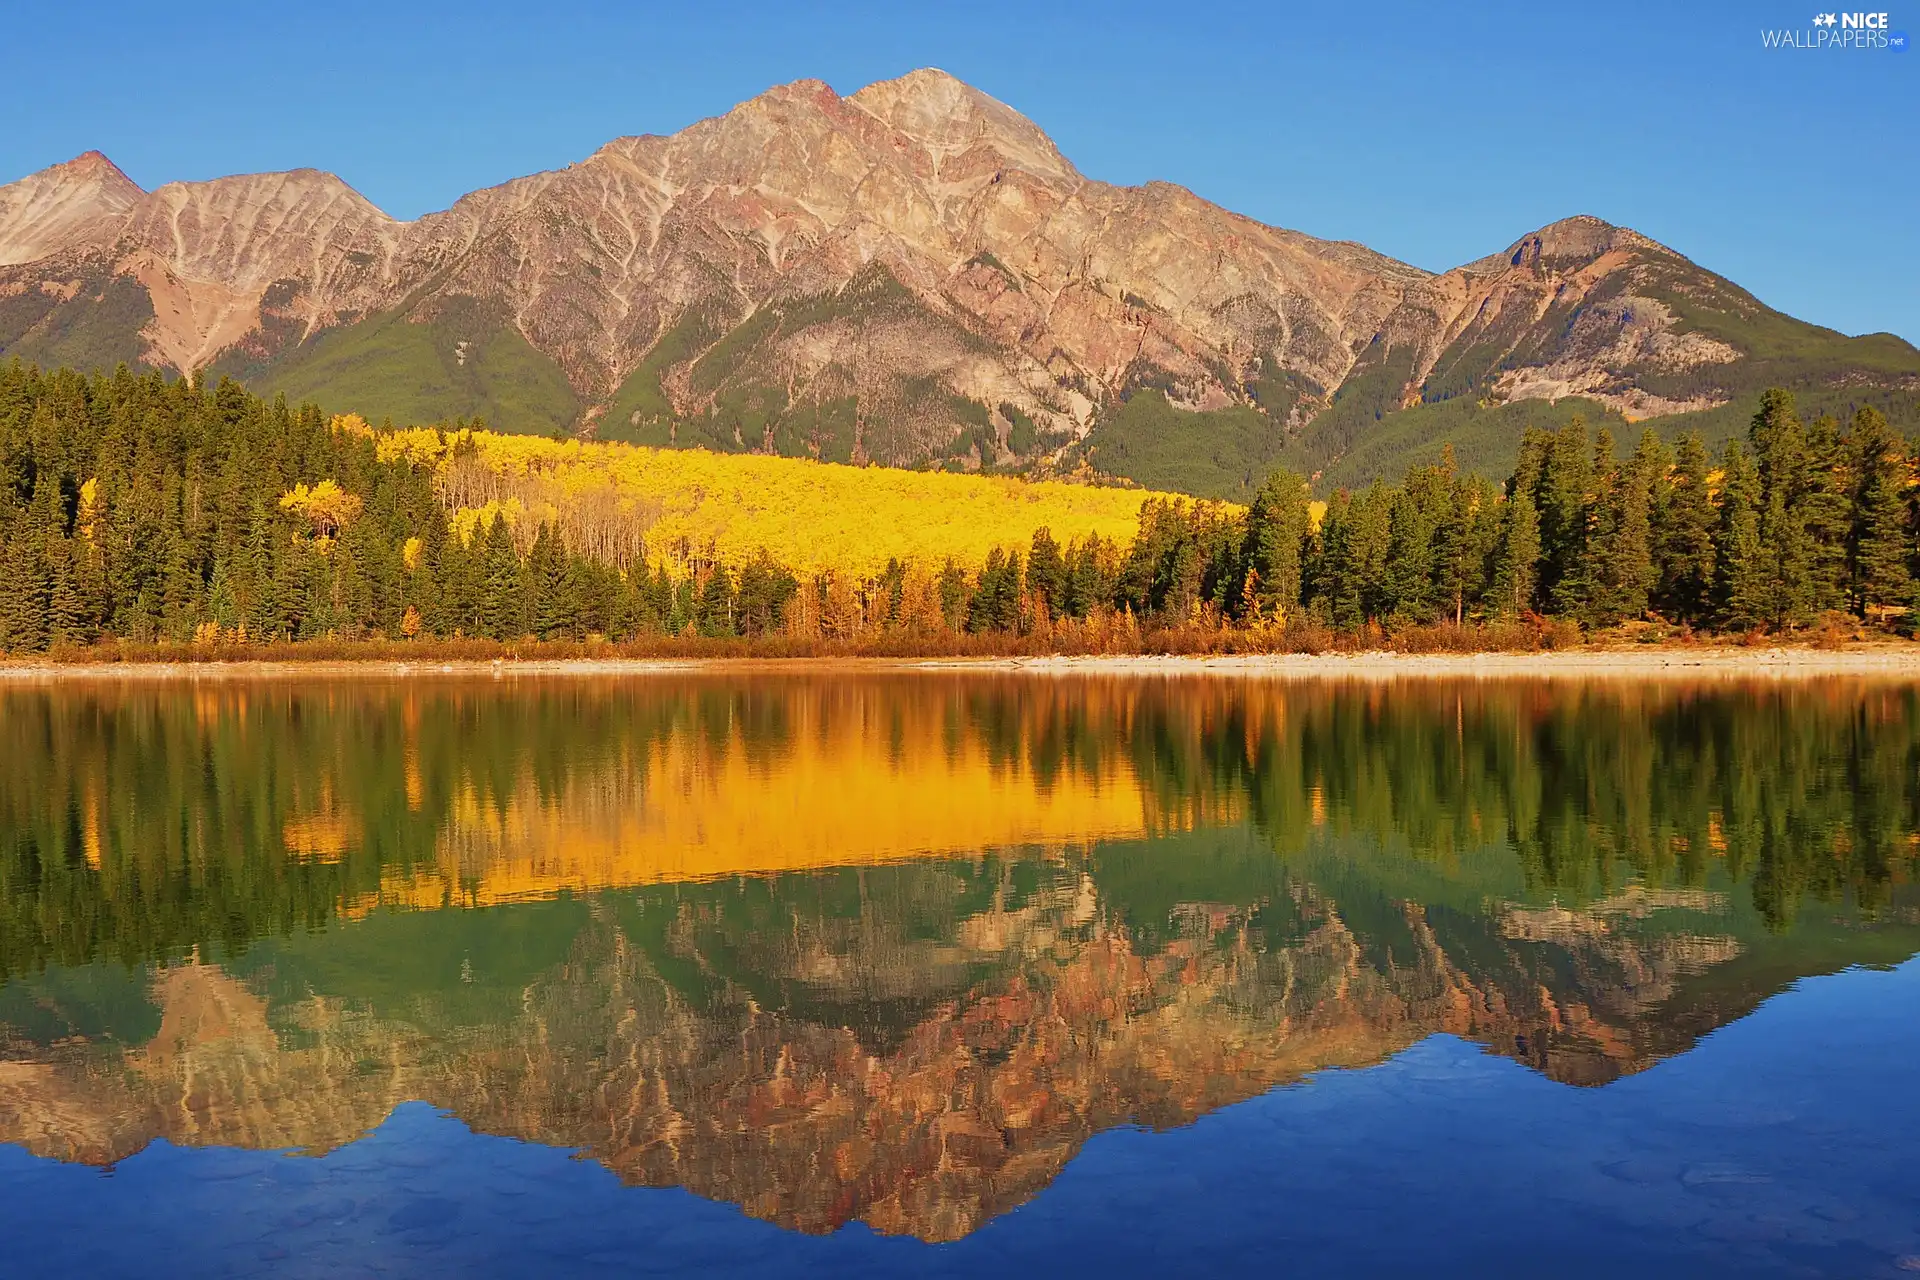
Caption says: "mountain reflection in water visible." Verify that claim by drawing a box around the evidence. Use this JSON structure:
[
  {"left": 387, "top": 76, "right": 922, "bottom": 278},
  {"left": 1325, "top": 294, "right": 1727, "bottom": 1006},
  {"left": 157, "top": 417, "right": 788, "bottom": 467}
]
[{"left": 0, "top": 675, "right": 1916, "bottom": 1244}]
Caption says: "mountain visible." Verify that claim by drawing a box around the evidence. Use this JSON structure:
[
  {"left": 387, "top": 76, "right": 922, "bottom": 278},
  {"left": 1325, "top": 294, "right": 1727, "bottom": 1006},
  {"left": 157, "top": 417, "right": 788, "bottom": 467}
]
[
  {"left": 3, "top": 70, "right": 1916, "bottom": 494},
  {"left": 6, "top": 850, "right": 1912, "bottom": 1242}
]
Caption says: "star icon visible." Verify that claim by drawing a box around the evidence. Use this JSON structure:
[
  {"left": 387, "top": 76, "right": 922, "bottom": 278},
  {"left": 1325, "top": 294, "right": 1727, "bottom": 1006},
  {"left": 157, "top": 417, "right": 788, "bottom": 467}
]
[{"left": 1815, "top": 12, "right": 1838, "bottom": 25}]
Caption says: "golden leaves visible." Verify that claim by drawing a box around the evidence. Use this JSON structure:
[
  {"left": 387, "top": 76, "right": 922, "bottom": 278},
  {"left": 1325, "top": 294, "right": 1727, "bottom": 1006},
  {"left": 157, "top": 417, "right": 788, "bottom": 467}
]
[
  {"left": 279, "top": 479, "right": 364, "bottom": 536},
  {"left": 443, "top": 431, "right": 1181, "bottom": 577}
]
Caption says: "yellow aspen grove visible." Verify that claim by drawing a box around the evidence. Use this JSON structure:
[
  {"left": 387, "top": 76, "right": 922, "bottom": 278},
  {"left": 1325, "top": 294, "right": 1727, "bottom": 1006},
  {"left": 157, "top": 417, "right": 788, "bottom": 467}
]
[{"left": 396, "top": 427, "right": 1188, "bottom": 576}]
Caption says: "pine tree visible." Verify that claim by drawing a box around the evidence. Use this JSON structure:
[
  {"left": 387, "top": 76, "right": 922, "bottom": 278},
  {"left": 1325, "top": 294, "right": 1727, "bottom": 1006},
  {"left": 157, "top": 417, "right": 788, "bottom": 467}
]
[
  {"left": 1385, "top": 460, "right": 1450, "bottom": 623},
  {"left": 967, "top": 548, "right": 1023, "bottom": 632},
  {"left": 1654, "top": 432, "right": 1716, "bottom": 625},
  {"left": 527, "top": 523, "right": 566, "bottom": 638},
  {"left": 1748, "top": 389, "right": 1814, "bottom": 627},
  {"left": 48, "top": 543, "right": 87, "bottom": 647},
  {"left": 1242, "top": 469, "right": 1308, "bottom": 623},
  {"left": 695, "top": 565, "right": 735, "bottom": 637},
  {"left": 1715, "top": 442, "right": 1770, "bottom": 631},
  {"left": 1489, "top": 488, "right": 1541, "bottom": 617},
  {"left": 1346, "top": 483, "right": 1394, "bottom": 625},
  {"left": 1535, "top": 417, "right": 1593, "bottom": 613},
  {"left": 937, "top": 560, "right": 970, "bottom": 630},
  {"left": 0, "top": 529, "right": 50, "bottom": 652},
  {"left": 1027, "top": 527, "right": 1066, "bottom": 621},
  {"left": 1847, "top": 405, "right": 1913, "bottom": 617},
  {"left": 1799, "top": 413, "right": 1851, "bottom": 616},
  {"left": 480, "top": 515, "right": 523, "bottom": 640},
  {"left": 1584, "top": 430, "right": 1656, "bottom": 627},
  {"left": 737, "top": 552, "right": 799, "bottom": 635}
]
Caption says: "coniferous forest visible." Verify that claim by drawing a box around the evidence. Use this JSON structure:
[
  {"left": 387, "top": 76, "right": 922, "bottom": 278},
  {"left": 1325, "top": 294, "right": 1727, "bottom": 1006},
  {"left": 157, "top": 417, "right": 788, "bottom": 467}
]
[{"left": 0, "top": 361, "right": 1916, "bottom": 656}]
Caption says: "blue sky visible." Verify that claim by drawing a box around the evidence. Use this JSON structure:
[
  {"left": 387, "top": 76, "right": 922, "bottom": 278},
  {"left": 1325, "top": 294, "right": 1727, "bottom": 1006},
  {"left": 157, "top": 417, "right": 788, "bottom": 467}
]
[{"left": 3, "top": 0, "right": 1914, "bottom": 342}]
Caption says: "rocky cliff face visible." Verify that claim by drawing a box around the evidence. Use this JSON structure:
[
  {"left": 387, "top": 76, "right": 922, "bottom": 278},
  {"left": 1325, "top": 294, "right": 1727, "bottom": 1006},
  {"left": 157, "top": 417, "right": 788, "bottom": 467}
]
[{"left": 2, "top": 70, "right": 1914, "bottom": 483}]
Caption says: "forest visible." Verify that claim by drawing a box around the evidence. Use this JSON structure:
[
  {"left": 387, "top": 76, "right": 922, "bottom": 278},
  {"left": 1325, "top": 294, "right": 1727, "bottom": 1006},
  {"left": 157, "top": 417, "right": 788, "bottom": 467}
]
[{"left": 0, "top": 360, "right": 1915, "bottom": 655}]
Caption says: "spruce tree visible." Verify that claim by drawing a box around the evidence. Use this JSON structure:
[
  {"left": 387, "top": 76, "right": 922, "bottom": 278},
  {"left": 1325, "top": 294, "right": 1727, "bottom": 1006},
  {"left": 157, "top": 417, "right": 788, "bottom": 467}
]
[
  {"left": 1242, "top": 469, "right": 1308, "bottom": 623},
  {"left": 0, "top": 529, "right": 50, "bottom": 652},
  {"left": 480, "top": 515, "right": 524, "bottom": 640},
  {"left": 1347, "top": 483, "right": 1394, "bottom": 626},
  {"left": 1654, "top": 432, "right": 1716, "bottom": 625},
  {"left": 1536, "top": 417, "right": 1593, "bottom": 615},
  {"left": 1799, "top": 413, "right": 1851, "bottom": 616},
  {"left": 1306, "top": 491, "right": 1353, "bottom": 627},
  {"left": 527, "top": 523, "right": 566, "bottom": 638},
  {"left": 1027, "top": 527, "right": 1066, "bottom": 621},
  {"left": 1749, "top": 389, "right": 1814, "bottom": 627},
  {"left": 48, "top": 544, "right": 87, "bottom": 648},
  {"left": 1847, "top": 406, "right": 1912, "bottom": 617},
  {"left": 1432, "top": 473, "right": 1495, "bottom": 625},
  {"left": 1584, "top": 430, "right": 1656, "bottom": 627},
  {"left": 1490, "top": 488, "right": 1541, "bottom": 618},
  {"left": 1715, "top": 443, "right": 1770, "bottom": 631},
  {"left": 695, "top": 565, "right": 735, "bottom": 637}
]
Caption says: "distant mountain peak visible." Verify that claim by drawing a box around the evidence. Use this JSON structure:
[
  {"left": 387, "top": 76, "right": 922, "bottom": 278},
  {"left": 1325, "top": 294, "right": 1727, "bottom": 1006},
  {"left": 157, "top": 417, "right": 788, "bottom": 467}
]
[
  {"left": 1464, "top": 214, "right": 1660, "bottom": 275},
  {"left": 58, "top": 150, "right": 140, "bottom": 186},
  {"left": 0, "top": 149, "right": 145, "bottom": 267}
]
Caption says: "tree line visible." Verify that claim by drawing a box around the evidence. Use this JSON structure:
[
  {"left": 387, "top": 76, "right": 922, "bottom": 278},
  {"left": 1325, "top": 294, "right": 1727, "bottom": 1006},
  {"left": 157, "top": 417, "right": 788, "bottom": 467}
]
[{"left": 1, "top": 362, "right": 1916, "bottom": 653}]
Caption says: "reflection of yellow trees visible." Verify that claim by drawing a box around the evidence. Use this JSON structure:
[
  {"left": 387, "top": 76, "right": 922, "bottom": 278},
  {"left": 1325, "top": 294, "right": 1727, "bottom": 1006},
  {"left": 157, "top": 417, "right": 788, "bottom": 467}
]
[
  {"left": 372, "top": 690, "right": 1168, "bottom": 907},
  {"left": 5, "top": 677, "right": 1918, "bottom": 977}
]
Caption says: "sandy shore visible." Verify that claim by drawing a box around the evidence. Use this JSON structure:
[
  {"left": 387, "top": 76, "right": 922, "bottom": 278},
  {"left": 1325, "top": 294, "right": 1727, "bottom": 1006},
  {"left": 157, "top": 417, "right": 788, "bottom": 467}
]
[{"left": 5, "top": 645, "right": 1920, "bottom": 682}]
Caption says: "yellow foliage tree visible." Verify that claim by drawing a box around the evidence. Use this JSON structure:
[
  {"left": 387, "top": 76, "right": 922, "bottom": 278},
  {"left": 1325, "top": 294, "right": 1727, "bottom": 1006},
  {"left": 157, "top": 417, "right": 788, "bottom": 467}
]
[
  {"left": 422, "top": 430, "right": 1203, "bottom": 578},
  {"left": 280, "top": 480, "right": 364, "bottom": 537}
]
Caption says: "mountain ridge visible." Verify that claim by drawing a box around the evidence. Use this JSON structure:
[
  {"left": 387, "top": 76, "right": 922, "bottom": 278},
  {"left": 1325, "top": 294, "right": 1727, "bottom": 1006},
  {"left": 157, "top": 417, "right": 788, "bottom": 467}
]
[{"left": 3, "top": 68, "right": 1914, "bottom": 492}]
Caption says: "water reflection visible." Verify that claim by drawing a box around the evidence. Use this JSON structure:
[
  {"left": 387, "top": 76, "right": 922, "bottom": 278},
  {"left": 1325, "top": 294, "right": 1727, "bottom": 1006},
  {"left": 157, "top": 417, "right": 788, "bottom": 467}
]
[{"left": 0, "top": 675, "right": 1916, "bottom": 1241}]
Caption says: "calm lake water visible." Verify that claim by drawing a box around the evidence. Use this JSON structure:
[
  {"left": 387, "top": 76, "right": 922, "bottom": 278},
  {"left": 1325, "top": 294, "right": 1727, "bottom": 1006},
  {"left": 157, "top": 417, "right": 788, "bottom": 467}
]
[{"left": 1, "top": 673, "right": 1917, "bottom": 1278}]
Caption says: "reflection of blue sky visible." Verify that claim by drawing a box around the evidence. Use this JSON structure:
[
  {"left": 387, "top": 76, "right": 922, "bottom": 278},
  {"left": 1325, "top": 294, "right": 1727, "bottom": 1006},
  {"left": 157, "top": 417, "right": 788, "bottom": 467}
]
[{"left": 5, "top": 959, "right": 1915, "bottom": 1277}]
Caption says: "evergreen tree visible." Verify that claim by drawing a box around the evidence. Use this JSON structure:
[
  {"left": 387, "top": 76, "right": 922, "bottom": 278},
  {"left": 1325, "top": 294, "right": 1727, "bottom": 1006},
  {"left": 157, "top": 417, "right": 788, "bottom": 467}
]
[
  {"left": 1384, "top": 462, "right": 1447, "bottom": 623},
  {"left": 695, "top": 566, "right": 736, "bottom": 637},
  {"left": 1847, "top": 406, "right": 1912, "bottom": 617},
  {"left": 737, "top": 552, "right": 799, "bottom": 635},
  {"left": 1715, "top": 443, "right": 1770, "bottom": 631},
  {"left": 1431, "top": 471, "right": 1496, "bottom": 625},
  {"left": 48, "top": 542, "right": 87, "bottom": 647},
  {"left": 937, "top": 560, "right": 970, "bottom": 630},
  {"left": 1654, "top": 432, "right": 1716, "bottom": 625},
  {"left": 1799, "top": 413, "right": 1852, "bottom": 616},
  {"left": 1749, "top": 389, "right": 1815, "bottom": 627},
  {"left": 2, "top": 529, "right": 50, "bottom": 651},
  {"left": 1490, "top": 489, "right": 1541, "bottom": 618},
  {"left": 1346, "top": 483, "right": 1394, "bottom": 625},
  {"left": 1242, "top": 469, "right": 1308, "bottom": 623},
  {"left": 1583, "top": 430, "right": 1656, "bottom": 627},
  {"left": 480, "top": 515, "right": 523, "bottom": 640},
  {"left": 527, "top": 523, "right": 567, "bottom": 638},
  {"left": 1534, "top": 417, "right": 1593, "bottom": 613},
  {"left": 967, "top": 548, "right": 1023, "bottom": 632},
  {"left": 1027, "top": 527, "right": 1066, "bottom": 621}
]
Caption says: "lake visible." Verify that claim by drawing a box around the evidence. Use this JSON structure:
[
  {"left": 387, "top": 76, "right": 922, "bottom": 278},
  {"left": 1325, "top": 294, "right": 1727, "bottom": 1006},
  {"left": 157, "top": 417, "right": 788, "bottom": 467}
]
[{"left": 1, "top": 672, "right": 1917, "bottom": 1277}]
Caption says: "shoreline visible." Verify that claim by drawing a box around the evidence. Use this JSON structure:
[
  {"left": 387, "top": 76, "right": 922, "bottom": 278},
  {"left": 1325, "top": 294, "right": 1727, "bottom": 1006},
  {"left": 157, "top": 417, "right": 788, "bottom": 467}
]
[{"left": 5, "top": 645, "right": 1920, "bottom": 681}]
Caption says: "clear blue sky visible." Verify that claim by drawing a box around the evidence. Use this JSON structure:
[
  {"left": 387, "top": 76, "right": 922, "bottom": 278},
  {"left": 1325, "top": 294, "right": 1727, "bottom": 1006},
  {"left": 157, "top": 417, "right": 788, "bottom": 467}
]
[{"left": 3, "top": 0, "right": 1914, "bottom": 342}]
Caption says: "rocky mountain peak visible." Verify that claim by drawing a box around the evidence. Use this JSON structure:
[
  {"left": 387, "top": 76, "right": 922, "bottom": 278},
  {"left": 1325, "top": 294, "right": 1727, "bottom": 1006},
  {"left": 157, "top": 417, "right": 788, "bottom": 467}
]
[
  {"left": 0, "top": 150, "right": 145, "bottom": 267},
  {"left": 847, "top": 68, "right": 1077, "bottom": 183},
  {"left": 1465, "top": 213, "right": 1658, "bottom": 275}
]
